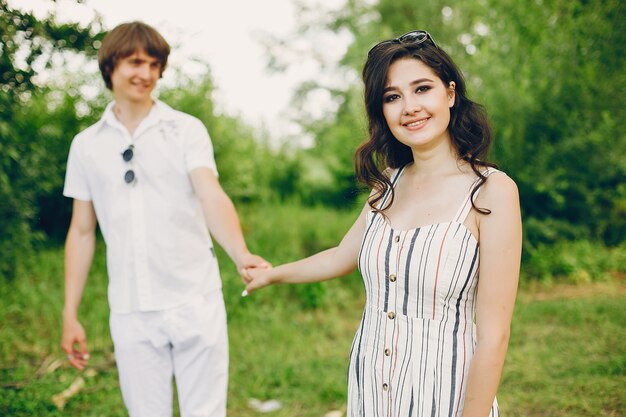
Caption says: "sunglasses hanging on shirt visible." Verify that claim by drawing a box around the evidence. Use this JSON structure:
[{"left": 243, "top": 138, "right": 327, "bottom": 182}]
[
  {"left": 121, "top": 122, "right": 173, "bottom": 185},
  {"left": 121, "top": 144, "right": 136, "bottom": 184}
]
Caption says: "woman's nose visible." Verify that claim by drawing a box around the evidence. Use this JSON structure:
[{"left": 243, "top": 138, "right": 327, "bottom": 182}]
[{"left": 403, "top": 96, "right": 422, "bottom": 115}]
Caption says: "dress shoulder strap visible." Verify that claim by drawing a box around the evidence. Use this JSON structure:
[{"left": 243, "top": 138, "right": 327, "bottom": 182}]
[
  {"left": 452, "top": 167, "right": 500, "bottom": 223},
  {"left": 376, "top": 165, "right": 408, "bottom": 210}
]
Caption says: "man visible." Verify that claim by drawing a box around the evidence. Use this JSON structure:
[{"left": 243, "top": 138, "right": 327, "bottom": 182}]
[{"left": 61, "top": 21, "right": 267, "bottom": 417}]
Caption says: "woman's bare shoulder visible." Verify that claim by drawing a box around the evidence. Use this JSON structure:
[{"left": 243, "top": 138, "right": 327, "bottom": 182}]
[{"left": 478, "top": 170, "right": 520, "bottom": 214}]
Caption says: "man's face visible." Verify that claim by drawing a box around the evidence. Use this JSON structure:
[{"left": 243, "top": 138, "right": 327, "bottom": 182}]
[{"left": 110, "top": 49, "right": 161, "bottom": 105}]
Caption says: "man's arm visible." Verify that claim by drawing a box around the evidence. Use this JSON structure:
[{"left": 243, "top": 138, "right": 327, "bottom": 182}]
[
  {"left": 61, "top": 199, "right": 97, "bottom": 370},
  {"left": 189, "top": 167, "right": 269, "bottom": 280}
]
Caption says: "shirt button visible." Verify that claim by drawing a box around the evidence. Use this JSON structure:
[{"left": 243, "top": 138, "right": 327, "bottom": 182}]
[
  {"left": 389, "top": 274, "right": 396, "bottom": 282},
  {"left": 384, "top": 348, "right": 391, "bottom": 356},
  {"left": 388, "top": 312, "right": 396, "bottom": 319},
  {"left": 383, "top": 383, "right": 389, "bottom": 391},
  {"left": 394, "top": 235, "right": 400, "bottom": 243}
]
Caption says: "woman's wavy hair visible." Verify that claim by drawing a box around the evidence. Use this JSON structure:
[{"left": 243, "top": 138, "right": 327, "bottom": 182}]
[{"left": 355, "top": 36, "right": 496, "bottom": 214}]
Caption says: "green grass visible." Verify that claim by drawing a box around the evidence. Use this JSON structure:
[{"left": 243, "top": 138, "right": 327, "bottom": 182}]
[
  {"left": 499, "top": 283, "right": 626, "bottom": 417},
  {"left": 1, "top": 204, "right": 625, "bottom": 416}
]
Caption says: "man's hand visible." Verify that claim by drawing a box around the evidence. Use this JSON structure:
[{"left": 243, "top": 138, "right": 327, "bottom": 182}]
[
  {"left": 236, "top": 252, "right": 271, "bottom": 284},
  {"left": 61, "top": 317, "right": 90, "bottom": 370}
]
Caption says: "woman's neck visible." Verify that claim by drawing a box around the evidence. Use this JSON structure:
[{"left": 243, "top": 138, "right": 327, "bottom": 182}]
[{"left": 408, "top": 138, "right": 464, "bottom": 178}]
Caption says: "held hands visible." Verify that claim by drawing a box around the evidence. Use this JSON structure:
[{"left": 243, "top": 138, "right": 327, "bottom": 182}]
[
  {"left": 243, "top": 266, "right": 275, "bottom": 295},
  {"left": 236, "top": 252, "right": 271, "bottom": 285},
  {"left": 61, "top": 317, "right": 90, "bottom": 370}
]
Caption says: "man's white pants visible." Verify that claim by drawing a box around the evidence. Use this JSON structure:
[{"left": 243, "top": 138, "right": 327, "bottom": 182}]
[{"left": 109, "top": 291, "right": 228, "bottom": 417}]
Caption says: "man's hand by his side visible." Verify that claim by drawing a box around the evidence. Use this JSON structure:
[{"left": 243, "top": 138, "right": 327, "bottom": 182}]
[{"left": 61, "top": 316, "right": 90, "bottom": 370}]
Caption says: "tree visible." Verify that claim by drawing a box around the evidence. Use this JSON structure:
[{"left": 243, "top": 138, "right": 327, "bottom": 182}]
[
  {"left": 270, "top": 0, "right": 626, "bottom": 245},
  {"left": 0, "top": 0, "right": 103, "bottom": 279}
]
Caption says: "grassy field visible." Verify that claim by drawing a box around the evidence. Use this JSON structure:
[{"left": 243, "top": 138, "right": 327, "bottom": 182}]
[{"left": 1, "top": 204, "right": 624, "bottom": 416}]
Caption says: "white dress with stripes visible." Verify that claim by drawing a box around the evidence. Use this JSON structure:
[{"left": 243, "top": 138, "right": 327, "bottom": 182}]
[{"left": 347, "top": 166, "right": 500, "bottom": 417}]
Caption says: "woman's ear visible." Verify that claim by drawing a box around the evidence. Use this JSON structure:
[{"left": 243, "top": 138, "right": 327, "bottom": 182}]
[{"left": 448, "top": 81, "right": 456, "bottom": 107}]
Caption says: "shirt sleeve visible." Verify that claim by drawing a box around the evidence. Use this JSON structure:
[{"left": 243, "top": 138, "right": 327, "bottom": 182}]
[
  {"left": 183, "top": 117, "right": 219, "bottom": 177},
  {"left": 63, "top": 138, "right": 92, "bottom": 201}
]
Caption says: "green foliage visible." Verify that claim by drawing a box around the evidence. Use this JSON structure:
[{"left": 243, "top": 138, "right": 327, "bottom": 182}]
[
  {"left": 0, "top": 0, "right": 102, "bottom": 98},
  {"left": 277, "top": 0, "right": 626, "bottom": 246},
  {"left": 0, "top": 1, "right": 104, "bottom": 279},
  {"left": 21, "top": 80, "right": 107, "bottom": 240},
  {"left": 157, "top": 69, "right": 328, "bottom": 207},
  {"left": 292, "top": 85, "right": 367, "bottom": 206},
  {"left": 473, "top": 0, "right": 626, "bottom": 246},
  {"left": 522, "top": 240, "right": 626, "bottom": 283}
]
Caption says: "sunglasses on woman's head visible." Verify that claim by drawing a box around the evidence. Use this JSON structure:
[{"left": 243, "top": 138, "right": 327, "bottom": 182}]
[{"left": 368, "top": 30, "right": 438, "bottom": 57}]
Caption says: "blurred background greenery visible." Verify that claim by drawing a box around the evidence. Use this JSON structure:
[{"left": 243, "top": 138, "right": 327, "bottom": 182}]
[{"left": 1, "top": 0, "right": 624, "bottom": 416}]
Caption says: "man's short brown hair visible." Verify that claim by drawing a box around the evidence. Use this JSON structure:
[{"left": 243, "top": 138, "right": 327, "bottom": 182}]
[{"left": 98, "top": 21, "right": 170, "bottom": 90}]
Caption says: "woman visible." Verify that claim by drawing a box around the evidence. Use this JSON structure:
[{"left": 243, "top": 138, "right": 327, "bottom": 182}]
[{"left": 245, "top": 30, "right": 521, "bottom": 417}]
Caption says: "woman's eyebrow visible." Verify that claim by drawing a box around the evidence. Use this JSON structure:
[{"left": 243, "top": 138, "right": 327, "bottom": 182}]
[{"left": 383, "top": 78, "right": 435, "bottom": 93}]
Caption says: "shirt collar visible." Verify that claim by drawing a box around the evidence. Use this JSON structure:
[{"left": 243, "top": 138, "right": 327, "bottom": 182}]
[{"left": 96, "top": 99, "right": 177, "bottom": 133}]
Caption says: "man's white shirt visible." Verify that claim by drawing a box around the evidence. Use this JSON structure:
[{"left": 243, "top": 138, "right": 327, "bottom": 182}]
[{"left": 64, "top": 100, "right": 222, "bottom": 313}]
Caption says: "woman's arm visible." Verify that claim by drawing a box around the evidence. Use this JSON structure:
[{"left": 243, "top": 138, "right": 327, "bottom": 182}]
[
  {"left": 245, "top": 202, "right": 371, "bottom": 293},
  {"left": 461, "top": 173, "right": 522, "bottom": 417}
]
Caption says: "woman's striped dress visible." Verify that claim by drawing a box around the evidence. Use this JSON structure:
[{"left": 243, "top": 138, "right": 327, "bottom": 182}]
[{"left": 347, "top": 166, "right": 500, "bottom": 417}]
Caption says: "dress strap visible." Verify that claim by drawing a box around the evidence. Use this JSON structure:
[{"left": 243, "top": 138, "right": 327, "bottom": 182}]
[
  {"left": 376, "top": 165, "right": 408, "bottom": 210},
  {"left": 452, "top": 168, "right": 499, "bottom": 223}
]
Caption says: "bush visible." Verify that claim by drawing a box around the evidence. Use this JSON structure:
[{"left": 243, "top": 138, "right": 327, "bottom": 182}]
[{"left": 522, "top": 240, "right": 626, "bottom": 284}]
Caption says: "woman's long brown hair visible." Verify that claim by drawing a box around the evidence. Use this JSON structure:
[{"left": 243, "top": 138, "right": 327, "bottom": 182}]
[{"left": 355, "top": 40, "right": 497, "bottom": 214}]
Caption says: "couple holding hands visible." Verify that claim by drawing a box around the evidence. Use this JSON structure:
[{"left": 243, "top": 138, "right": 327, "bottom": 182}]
[{"left": 62, "top": 21, "right": 520, "bottom": 417}]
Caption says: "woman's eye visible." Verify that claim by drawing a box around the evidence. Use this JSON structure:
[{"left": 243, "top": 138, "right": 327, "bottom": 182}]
[
  {"left": 383, "top": 94, "right": 399, "bottom": 103},
  {"left": 416, "top": 85, "right": 431, "bottom": 93}
]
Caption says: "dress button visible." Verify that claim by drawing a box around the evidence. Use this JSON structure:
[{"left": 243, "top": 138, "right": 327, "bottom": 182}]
[
  {"left": 387, "top": 312, "right": 396, "bottom": 319},
  {"left": 394, "top": 235, "right": 400, "bottom": 243},
  {"left": 389, "top": 274, "right": 396, "bottom": 282},
  {"left": 383, "top": 383, "right": 389, "bottom": 391},
  {"left": 384, "top": 348, "right": 391, "bottom": 356}
]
